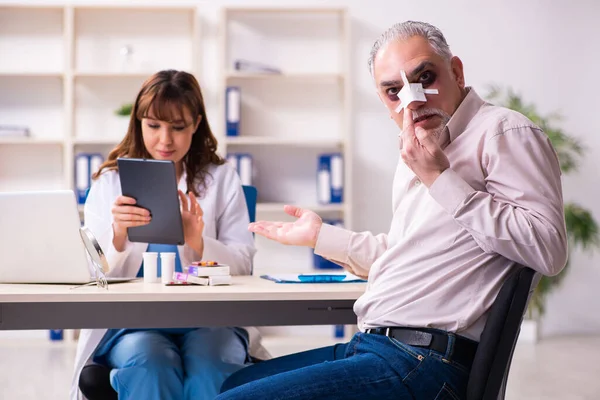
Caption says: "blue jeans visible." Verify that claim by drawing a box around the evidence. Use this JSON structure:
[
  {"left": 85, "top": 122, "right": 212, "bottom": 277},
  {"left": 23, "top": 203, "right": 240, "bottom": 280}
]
[
  {"left": 96, "top": 328, "right": 248, "bottom": 400},
  {"left": 217, "top": 332, "right": 470, "bottom": 400}
]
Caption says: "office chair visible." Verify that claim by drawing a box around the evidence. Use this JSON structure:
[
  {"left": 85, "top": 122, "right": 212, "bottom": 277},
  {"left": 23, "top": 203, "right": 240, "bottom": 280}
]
[
  {"left": 466, "top": 266, "right": 540, "bottom": 400},
  {"left": 242, "top": 185, "right": 257, "bottom": 224},
  {"left": 78, "top": 185, "right": 258, "bottom": 400}
]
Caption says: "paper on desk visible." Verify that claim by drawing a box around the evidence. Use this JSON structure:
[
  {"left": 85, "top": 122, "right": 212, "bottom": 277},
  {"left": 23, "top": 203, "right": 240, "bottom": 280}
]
[{"left": 260, "top": 272, "right": 367, "bottom": 284}]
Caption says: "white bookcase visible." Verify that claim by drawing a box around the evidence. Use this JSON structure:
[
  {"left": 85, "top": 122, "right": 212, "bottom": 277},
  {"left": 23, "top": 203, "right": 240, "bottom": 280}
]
[
  {"left": 0, "top": 4, "right": 200, "bottom": 201},
  {"left": 1, "top": 4, "right": 352, "bottom": 274},
  {"left": 1, "top": 4, "right": 356, "bottom": 345},
  {"left": 0, "top": 6, "right": 65, "bottom": 192},
  {"left": 219, "top": 7, "right": 353, "bottom": 274}
]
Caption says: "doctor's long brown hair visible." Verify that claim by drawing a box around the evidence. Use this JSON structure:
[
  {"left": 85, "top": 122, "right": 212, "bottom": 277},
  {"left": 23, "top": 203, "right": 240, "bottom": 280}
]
[{"left": 92, "top": 70, "right": 224, "bottom": 196}]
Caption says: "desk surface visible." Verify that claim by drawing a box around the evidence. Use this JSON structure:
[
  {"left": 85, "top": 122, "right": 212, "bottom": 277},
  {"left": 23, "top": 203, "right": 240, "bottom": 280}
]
[
  {"left": 0, "top": 276, "right": 366, "bottom": 330},
  {"left": 0, "top": 276, "right": 366, "bottom": 303}
]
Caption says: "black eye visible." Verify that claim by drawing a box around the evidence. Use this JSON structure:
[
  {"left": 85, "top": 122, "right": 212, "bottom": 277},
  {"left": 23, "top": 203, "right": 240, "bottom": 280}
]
[
  {"left": 419, "top": 71, "right": 436, "bottom": 86},
  {"left": 386, "top": 87, "right": 400, "bottom": 100}
]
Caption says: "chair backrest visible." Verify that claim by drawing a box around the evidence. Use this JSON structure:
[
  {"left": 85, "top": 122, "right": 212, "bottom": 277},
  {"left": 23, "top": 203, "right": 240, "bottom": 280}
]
[
  {"left": 467, "top": 266, "right": 540, "bottom": 400},
  {"left": 242, "top": 185, "right": 257, "bottom": 223}
]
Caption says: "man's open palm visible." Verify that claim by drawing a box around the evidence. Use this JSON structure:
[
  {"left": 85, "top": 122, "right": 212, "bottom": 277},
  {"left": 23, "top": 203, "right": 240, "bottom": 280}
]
[{"left": 248, "top": 205, "right": 323, "bottom": 248}]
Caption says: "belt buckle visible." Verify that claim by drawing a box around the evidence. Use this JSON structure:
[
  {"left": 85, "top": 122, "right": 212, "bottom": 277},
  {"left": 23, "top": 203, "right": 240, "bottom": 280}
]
[{"left": 385, "top": 327, "right": 391, "bottom": 337}]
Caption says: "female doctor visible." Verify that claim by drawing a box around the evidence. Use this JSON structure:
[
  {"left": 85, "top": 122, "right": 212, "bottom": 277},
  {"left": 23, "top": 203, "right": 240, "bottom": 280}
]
[{"left": 70, "top": 70, "right": 261, "bottom": 400}]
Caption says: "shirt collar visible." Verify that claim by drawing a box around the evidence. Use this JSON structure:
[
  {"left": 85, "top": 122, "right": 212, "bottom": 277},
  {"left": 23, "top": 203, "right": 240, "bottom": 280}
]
[{"left": 445, "top": 87, "right": 486, "bottom": 143}]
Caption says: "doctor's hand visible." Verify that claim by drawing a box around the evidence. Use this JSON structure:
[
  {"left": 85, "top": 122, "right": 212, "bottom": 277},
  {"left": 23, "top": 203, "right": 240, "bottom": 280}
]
[
  {"left": 179, "top": 190, "right": 205, "bottom": 257},
  {"left": 248, "top": 205, "right": 323, "bottom": 248},
  {"left": 400, "top": 108, "right": 450, "bottom": 187},
  {"left": 111, "top": 196, "right": 151, "bottom": 248}
]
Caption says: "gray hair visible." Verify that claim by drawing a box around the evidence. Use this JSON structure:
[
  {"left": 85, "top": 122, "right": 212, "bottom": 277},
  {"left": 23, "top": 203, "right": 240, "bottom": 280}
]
[{"left": 368, "top": 21, "right": 452, "bottom": 77}]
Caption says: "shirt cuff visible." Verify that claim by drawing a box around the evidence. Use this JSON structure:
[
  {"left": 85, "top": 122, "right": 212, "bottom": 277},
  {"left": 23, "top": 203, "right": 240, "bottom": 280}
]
[
  {"left": 429, "top": 168, "right": 476, "bottom": 215},
  {"left": 314, "top": 223, "right": 352, "bottom": 262},
  {"left": 105, "top": 228, "right": 135, "bottom": 275}
]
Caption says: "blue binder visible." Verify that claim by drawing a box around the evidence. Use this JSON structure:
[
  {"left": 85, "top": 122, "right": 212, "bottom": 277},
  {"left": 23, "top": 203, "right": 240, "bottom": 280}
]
[
  {"left": 75, "top": 153, "right": 104, "bottom": 204},
  {"left": 317, "top": 153, "right": 343, "bottom": 204},
  {"left": 75, "top": 153, "right": 90, "bottom": 204},
  {"left": 226, "top": 86, "right": 241, "bottom": 136},
  {"left": 261, "top": 273, "right": 366, "bottom": 284},
  {"left": 226, "top": 152, "right": 253, "bottom": 186}
]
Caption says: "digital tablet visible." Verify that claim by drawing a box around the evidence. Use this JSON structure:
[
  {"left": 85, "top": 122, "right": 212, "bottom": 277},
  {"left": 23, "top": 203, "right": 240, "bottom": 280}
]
[{"left": 117, "top": 158, "right": 185, "bottom": 245}]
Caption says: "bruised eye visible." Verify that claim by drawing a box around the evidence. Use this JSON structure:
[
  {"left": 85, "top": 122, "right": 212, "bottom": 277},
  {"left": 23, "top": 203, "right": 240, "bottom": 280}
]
[
  {"left": 419, "top": 71, "right": 436, "bottom": 86},
  {"left": 386, "top": 87, "right": 400, "bottom": 101}
]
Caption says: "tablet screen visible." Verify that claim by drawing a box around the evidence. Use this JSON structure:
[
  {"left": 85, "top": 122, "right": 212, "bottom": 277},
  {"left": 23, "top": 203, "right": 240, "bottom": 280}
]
[{"left": 117, "top": 158, "right": 185, "bottom": 245}]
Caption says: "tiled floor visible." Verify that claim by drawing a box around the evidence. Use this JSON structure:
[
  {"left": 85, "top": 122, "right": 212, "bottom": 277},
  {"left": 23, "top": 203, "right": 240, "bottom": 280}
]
[
  {"left": 0, "top": 335, "right": 598, "bottom": 399},
  {"left": 506, "top": 336, "right": 600, "bottom": 400}
]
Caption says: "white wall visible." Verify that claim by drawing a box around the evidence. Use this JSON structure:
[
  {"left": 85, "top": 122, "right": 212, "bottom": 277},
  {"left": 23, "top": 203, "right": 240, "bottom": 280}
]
[{"left": 3, "top": 0, "right": 598, "bottom": 337}]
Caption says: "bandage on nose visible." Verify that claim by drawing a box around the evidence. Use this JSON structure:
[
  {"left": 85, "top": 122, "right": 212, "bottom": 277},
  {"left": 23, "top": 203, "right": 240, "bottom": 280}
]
[{"left": 395, "top": 70, "right": 439, "bottom": 113}]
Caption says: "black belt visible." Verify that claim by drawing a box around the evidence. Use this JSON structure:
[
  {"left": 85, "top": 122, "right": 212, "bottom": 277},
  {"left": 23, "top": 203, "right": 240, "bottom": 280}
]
[{"left": 365, "top": 327, "right": 478, "bottom": 369}]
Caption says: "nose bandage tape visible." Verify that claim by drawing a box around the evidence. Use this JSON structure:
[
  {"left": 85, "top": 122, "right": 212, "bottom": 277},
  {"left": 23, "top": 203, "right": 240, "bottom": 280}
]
[{"left": 394, "top": 70, "right": 438, "bottom": 113}]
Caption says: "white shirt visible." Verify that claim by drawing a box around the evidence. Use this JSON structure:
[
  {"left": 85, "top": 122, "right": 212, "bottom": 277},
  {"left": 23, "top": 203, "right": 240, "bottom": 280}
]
[
  {"left": 315, "top": 89, "right": 568, "bottom": 341},
  {"left": 71, "top": 162, "right": 260, "bottom": 400},
  {"left": 84, "top": 162, "right": 256, "bottom": 276}
]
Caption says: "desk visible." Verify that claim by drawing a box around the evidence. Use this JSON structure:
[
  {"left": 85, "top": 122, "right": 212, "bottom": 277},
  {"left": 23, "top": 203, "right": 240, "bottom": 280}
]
[{"left": 0, "top": 276, "right": 366, "bottom": 330}]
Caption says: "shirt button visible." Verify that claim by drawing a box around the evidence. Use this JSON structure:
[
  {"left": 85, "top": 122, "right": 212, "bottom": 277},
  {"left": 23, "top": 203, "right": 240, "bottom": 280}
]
[{"left": 415, "top": 180, "right": 421, "bottom": 186}]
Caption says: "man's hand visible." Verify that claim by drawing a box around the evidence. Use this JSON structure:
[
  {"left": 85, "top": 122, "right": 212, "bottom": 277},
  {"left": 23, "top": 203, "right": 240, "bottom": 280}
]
[
  {"left": 248, "top": 205, "right": 323, "bottom": 248},
  {"left": 400, "top": 108, "right": 450, "bottom": 186}
]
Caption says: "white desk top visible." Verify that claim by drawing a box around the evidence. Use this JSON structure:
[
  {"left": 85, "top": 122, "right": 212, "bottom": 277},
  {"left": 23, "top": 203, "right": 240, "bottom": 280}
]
[{"left": 0, "top": 275, "right": 366, "bottom": 303}]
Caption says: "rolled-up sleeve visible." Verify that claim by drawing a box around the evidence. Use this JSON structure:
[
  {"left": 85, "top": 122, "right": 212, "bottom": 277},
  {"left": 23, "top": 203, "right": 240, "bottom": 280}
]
[
  {"left": 84, "top": 172, "right": 136, "bottom": 277},
  {"left": 315, "top": 223, "right": 389, "bottom": 278}
]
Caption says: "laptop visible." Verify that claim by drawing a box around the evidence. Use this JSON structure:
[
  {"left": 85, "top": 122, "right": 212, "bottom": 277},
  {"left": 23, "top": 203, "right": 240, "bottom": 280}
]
[{"left": 0, "top": 190, "right": 136, "bottom": 284}]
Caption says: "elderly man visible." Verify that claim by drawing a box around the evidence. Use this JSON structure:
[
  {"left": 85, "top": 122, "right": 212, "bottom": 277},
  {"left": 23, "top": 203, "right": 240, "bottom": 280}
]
[{"left": 216, "top": 21, "right": 567, "bottom": 400}]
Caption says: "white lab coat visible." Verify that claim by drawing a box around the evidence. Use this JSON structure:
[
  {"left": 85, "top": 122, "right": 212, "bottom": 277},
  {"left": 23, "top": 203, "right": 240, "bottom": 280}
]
[{"left": 70, "top": 162, "right": 269, "bottom": 400}]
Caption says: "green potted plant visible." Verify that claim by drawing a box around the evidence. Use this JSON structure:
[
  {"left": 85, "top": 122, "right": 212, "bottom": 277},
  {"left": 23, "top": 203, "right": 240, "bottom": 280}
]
[
  {"left": 487, "top": 86, "right": 599, "bottom": 340},
  {"left": 114, "top": 102, "right": 133, "bottom": 136},
  {"left": 114, "top": 103, "right": 133, "bottom": 117}
]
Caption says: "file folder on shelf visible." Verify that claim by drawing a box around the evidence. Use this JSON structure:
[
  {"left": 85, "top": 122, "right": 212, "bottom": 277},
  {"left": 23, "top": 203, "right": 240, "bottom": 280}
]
[
  {"left": 226, "top": 86, "right": 241, "bottom": 137},
  {"left": 234, "top": 59, "right": 282, "bottom": 74},
  {"left": 75, "top": 153, "right": 90, "bottom": 204},
  {"left": 226, "top": 153, "right": 253, "bottom": 186},
  {"left": 317, "top": 153, "right": 344, "bottom": 204},
  {"left": 75, "top": 152, "right": 105, "bottom": 205}
]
